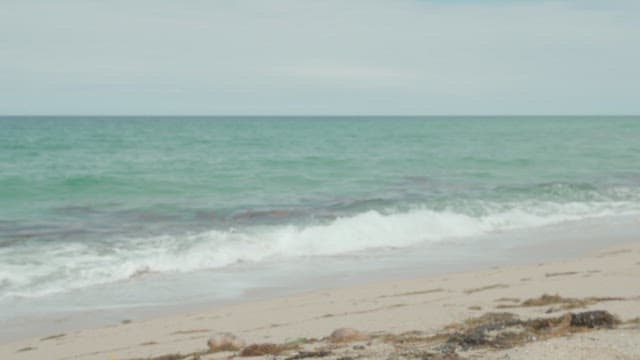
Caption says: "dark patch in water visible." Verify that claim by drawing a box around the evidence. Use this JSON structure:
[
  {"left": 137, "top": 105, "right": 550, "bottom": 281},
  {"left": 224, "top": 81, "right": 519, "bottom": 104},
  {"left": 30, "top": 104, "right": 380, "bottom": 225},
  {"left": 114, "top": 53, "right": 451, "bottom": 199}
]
[
  {"left": 493, "top": 182, "right": 602, "bottom": 201},
  {"left": 114, "top": 209, "right": 181, "bottom": 223},
  {"left": 231, "top": 209, "right": 302, "bottom": 223},
  {"left": 327, "top": 198, "right": 395, "bottom": 213},
  {"left": 0, "top": 223, "right": 96, "bottom": 247},
  {"left": 52, "top": 205, "right": 101, "bottom": 215},
  {"left": 0, "top": 219, "right": 17, "bottom": 227},
  {"left": 194, "top": 209, "right": 218, "bottom": 220},
  {"left": 3, "top": 228, "right": 90, "bottom": 241}
]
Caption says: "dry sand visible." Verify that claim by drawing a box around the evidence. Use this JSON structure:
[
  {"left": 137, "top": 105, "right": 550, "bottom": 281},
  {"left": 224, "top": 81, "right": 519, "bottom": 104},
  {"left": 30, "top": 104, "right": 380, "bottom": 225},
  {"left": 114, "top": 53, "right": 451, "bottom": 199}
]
[{"left": 2, "top": 242, "right": 639, "bottom": 360}]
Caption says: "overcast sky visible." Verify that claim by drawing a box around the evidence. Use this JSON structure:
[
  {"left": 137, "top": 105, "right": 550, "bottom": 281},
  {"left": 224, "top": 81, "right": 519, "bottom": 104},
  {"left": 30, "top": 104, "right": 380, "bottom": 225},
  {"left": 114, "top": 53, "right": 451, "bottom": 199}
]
[{"left": 1, "top": 0, "right": 639, "bottom": 115}]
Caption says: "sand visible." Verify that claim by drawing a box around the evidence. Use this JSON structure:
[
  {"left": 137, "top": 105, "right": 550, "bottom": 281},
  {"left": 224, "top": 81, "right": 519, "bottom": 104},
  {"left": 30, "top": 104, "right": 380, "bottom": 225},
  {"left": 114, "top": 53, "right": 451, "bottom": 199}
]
[{"left": 2, "top": 242, "right": 639, "bottom": 360}]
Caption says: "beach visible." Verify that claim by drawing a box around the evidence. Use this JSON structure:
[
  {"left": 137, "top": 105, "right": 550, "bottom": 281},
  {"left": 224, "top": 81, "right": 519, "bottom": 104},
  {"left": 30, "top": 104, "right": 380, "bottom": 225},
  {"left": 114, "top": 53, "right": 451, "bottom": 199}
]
[
  {"left": 4, "top": 0, "right": 640, "bottom": 357},
  {"left": 2, "top": 241, "right": 639, "bottom": 359},
  {"left": 1, "top": 116, "right": 640, "bottom": 359}
]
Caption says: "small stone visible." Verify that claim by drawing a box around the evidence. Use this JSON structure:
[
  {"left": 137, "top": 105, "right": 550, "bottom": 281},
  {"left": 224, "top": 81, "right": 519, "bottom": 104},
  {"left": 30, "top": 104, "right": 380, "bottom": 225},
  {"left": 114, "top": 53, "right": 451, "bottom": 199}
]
[
  {"left": 329, "top": 328, "right": 366, "bottom": 342},
  {"left": 207, "top": 333, "right": 245, "bottom": 352}
]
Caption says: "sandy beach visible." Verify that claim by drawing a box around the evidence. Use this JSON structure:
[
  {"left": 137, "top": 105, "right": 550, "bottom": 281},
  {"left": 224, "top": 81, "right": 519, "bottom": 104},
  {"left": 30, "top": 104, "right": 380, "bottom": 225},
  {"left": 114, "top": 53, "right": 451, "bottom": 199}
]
[{"left": 3, "top": 241, "right": 639, "bottom": 360}]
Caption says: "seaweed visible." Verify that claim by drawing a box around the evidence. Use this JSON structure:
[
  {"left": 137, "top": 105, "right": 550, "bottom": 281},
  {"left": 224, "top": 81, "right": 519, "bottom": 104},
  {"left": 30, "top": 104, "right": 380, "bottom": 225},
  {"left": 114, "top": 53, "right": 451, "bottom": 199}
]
[{"left": 240, "top": 343, "right": 295, "bottom": 357}]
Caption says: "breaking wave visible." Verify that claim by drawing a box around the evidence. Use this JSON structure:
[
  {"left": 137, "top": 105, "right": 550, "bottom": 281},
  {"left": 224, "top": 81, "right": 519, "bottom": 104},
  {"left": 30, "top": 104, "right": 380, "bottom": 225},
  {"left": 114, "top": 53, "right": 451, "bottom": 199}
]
[{"left": 2, "top": 198, "right": 640, "bottom": 299}]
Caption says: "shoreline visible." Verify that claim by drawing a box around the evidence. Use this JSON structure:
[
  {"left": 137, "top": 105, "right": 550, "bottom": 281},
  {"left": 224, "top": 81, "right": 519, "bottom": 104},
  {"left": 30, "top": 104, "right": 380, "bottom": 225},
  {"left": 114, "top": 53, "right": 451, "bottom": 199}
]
[
  {"left": 3, "top": 215, "right": 638, "bottom": 344},
  {"left": 2, "top": 239, "right": 639, "bottom": 359}
]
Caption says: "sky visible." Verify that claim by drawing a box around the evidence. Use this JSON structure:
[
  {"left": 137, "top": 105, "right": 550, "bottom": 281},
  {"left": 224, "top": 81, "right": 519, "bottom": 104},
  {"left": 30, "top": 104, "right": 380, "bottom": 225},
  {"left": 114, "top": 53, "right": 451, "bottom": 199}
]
[{"left": 1, "top": 0, "right": 639, "bottom": 115}]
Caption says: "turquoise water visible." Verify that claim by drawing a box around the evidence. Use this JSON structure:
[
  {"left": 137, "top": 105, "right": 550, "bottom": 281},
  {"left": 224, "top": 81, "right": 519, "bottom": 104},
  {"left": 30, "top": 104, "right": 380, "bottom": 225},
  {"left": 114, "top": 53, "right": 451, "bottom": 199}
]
[{"left": 1, "top": 116, "right": 640, "bottom": 304}]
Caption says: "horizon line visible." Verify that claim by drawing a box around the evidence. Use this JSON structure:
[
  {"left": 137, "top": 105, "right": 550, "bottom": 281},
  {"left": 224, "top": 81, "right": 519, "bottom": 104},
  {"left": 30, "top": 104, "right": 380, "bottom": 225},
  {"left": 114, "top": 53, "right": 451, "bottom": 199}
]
[{"left": 1, "top": 114, "right": 639, "bottom": 118}]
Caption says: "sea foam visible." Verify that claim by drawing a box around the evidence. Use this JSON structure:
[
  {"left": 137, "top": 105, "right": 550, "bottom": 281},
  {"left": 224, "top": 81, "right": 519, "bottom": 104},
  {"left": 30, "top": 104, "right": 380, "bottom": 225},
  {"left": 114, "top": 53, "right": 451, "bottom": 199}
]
[{"left": 1, "top": 199, "right": 639, "bottom": 300}]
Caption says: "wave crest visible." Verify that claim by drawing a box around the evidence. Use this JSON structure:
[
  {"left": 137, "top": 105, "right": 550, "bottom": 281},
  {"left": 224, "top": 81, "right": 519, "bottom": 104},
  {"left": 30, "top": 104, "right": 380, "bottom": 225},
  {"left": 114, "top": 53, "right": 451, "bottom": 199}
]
[{"left": 1, "top": 199, "right": 640, "bottom": 299}]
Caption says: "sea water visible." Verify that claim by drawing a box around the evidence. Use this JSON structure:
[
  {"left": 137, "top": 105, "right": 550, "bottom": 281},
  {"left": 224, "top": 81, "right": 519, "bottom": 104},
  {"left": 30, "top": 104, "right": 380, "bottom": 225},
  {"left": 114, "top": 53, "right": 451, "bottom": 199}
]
[{"left": 1, "top": 116, "right": 639, "bottom": 337}]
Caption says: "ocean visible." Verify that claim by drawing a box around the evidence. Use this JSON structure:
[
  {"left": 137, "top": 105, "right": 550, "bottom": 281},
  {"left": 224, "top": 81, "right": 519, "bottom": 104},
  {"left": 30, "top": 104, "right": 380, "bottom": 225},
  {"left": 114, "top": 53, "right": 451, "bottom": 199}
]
[{"left": 1, "top": 116, "right": 639, "bottom": 336}]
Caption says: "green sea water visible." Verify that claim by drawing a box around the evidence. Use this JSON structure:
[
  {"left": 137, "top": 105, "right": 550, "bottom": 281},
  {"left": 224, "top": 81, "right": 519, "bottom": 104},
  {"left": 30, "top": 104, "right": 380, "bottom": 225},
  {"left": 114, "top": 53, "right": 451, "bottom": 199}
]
[{"left": 1, "top": 116, "right": 640, "bottom": 302}]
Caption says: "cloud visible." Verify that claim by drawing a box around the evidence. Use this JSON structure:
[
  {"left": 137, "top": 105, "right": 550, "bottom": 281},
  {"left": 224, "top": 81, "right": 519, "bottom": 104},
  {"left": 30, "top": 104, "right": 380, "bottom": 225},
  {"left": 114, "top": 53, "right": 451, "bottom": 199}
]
[{"left": 1, "top": 0, "right": 639, "bottom": 114}]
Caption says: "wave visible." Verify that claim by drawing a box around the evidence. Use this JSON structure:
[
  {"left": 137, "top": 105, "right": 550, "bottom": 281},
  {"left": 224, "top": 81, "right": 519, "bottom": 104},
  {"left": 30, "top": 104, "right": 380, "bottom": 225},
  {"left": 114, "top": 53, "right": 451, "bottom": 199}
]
[{"left": 1, "top": 198, "right": 640, "bottom": 300}]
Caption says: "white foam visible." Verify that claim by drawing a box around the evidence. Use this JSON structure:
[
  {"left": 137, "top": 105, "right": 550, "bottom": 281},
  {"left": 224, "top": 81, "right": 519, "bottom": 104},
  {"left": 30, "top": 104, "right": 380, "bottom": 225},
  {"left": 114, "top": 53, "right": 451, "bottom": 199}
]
[{"left": 1, "top": 199, "right": 640, "bottom": 299}]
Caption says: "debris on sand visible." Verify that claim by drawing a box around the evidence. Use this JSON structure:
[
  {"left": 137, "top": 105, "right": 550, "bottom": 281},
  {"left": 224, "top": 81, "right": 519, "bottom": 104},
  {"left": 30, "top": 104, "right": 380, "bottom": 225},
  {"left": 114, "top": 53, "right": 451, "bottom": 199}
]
[
  {"left": 240, "top": 343, "right": 292, "bottom": 357},
  {"left": 285, "top": 350, "right": 332, "bottom": 359},
  {"left": 207, "top": 333, "right": 245, "bottom": 352},
  {"left": 496, "top": 294, "right": 624, "bottom": 311},
  {"left": 329, "top": 328, "right": 367, "bottom": 342},
  {"left": 445, "top": 310, "right": 620, "bottom": 351}
]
